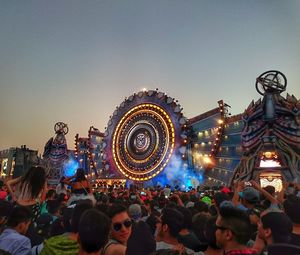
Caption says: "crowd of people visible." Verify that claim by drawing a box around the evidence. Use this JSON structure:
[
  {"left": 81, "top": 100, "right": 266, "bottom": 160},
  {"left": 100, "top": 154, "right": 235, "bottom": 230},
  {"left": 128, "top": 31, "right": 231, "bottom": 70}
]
[{"left": 0, "top": 166, "right": 300, "bottom": 255}]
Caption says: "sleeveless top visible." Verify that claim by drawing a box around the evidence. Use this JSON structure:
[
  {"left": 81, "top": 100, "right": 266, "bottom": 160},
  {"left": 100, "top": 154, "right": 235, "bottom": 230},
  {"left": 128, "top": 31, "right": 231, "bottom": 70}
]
[{"left": 102, "top": 239, "right": 123, "bottom": 255}]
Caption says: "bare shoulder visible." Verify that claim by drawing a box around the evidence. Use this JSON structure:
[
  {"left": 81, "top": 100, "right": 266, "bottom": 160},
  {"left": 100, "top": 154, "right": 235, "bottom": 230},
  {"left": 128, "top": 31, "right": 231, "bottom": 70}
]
[{"left": 104, "top": 243, "right": 126, "bottom": 255}]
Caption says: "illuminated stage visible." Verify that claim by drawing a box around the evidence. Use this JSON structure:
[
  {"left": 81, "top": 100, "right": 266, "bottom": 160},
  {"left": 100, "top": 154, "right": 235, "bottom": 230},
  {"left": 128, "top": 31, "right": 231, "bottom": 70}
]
[{"left": 43, "top": 71, "right": 300, "bottom": 189}]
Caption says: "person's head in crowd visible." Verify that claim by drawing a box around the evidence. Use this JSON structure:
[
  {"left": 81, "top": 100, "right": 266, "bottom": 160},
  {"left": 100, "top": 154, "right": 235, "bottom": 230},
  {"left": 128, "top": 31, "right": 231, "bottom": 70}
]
[
  {"left": 192, "top": 212, "right": 209, "bottom": 243},
  {"left": 258, "top": 210, "right": 293, "bottom": 244},
  {"left": 107, "top": 204, "right": 132, "bottom": 245},
  {"left": 59, "top": 176, "right": 65, "bottom": 185},
  {"left": 204, "top": 216, "right": 221, "bottom": 251},
  {"left": 0, "top": 200, "right": 13, "bottom": 228},
  {"left": 176, "top": 206, "right": 193, "bottom": 230},
  {"left": 185, "top": 201, "right": 195, "bottom": 209},
  {"left": 180, "top": 193, "right": 189, "bottom": 205},
  {"left": 283, "top": 194, "right": 300, "bottom": 225},
  {"left": 194, "top": 201, "right": 209, "bottom": 215},
  {"left": 220, "top": 186, "right": 231, "bottom": 194},
  {"left": 50, "top": 207, "right": 71, "bottom": 237},
  {"left": 143, "top": 199, "right": 151, "bottom": 211},
  {"left": 100, "top": 194, "right": 109, "bottom": 205},
  {"left": 7, "top": 206, "right": 32, "bottom": 235},
  {"left": 20, "top": 166, "right": 46, "bottom": 199},
  {"left": 155, "top": 208, "right": 184, "bottom": 242},
  {"left": 36, "top": 213, "right": 54, "bottom": 239},
  {"left": 247, "top": 205, "right": 265, "bottom": 226},
  {"left": 208, "top": 204, "right": 218, "bottom": 216},
  {"left": 78, "top": 209, "right": 111, "bottom": 254},
  {"left": 263, "top": 185, "right": 276, "bottom": 197},
  {"left": 219, "top": 200, "right": 234, "bottom": 209},
  {"left": 75, "top": 168, "right": 86, "bottom": 182},
  {"left": 57, "top": 192, "right": 69, "bottom": 205},
  {"left": 141, "top": 205, "right": 148, "bottom": 218},
  {"left": 158, "top": 195, "right": 167, "bottom": 209},
  {"left": 201, "top": 195, "right": 212, "bottom": 206},
  {"left": 46, "top": 189, "right": 56, "bottom": 200},
  {"left": 168, "top": 195, "right": 179, "bottom": 205},
  {"left": 239, "top": 187, "right": 260, "bottom": 208},
  {"left": 189, "top": 194, "right": 198, "bottom": 203},
  {"left": 165, "top": 201, "right": 177, "bottom": 210},
  {"left": 60, "top": 206, "right": 73, "bottom": 233},
  {"left": 126, "top": 221, "right": 156, "bottom": 255},
  {"left": 150, "top": 200, "right": 160, "bottom": 213},
  {"left": 71, "top": 201, "right": 93, "bottom": 233},
  {"left": 214, "top": 192, "right": 230, "bottom": 212},
  {"left": 260, "top": 185, "right": 276, "bottom": 208},
  {"left": 146, "top": 210, "right": 161, "bottom": 236},
  {"left": 215, "top": 206, "right": 252, "bottom": 250},
  {"left": 95, "top": 203, "right": 108, "bottom": 215},
  {"left": 0, "top": 180, "right": 7, "bottom": 200},
  {"left": 128, "top": 204, "right": 142, "bottom": 222},
  {"left": 47, "top": 199, "right": 62, "bottom": 216}
]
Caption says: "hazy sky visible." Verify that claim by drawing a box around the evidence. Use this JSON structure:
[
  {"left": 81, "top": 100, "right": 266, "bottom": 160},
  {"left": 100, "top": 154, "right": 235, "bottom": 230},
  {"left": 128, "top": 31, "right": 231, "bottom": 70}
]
[{"left": 1, "top": 0, "right": 300, "bottom": 154}]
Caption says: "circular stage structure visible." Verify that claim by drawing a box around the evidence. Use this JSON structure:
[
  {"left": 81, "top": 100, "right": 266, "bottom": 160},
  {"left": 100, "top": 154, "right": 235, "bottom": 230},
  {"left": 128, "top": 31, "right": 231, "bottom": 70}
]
[{"left": 102, "top": 90, "right": 187, "bottom": 181}]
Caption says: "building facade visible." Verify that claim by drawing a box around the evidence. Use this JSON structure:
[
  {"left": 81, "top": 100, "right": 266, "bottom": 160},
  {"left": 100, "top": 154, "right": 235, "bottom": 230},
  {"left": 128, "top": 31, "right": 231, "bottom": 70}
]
[{"left": 0, "top": 145, "right": 39, "bottom": 178}]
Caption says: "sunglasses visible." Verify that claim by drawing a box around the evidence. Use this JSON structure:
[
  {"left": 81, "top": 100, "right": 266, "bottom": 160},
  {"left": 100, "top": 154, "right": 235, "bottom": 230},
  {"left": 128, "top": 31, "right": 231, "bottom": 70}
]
[
  {"left": 113, "top": 219, "right": 132, "bottom": 231},
  {"left": 216, "top": 225, "right": 236, "bottom": 235},
  {"left": 249, "top": 208, "right": 262, "bottom": 217}
]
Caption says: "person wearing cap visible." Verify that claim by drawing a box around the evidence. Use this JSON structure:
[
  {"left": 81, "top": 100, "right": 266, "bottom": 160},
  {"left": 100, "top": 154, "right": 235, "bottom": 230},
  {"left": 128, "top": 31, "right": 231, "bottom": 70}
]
[
  {"left": 247, "top": 205, "right": 265, "bottom": 242},
  {"left": 201, "top": 196, "right": 212, "bottom": 206},
  {"left": 0, "top": 180, "right": 8, "bottom": 201},
  {"left": 253, "top": 210, "right": 294, "bottom": 254},
  {"left": 176, "top": 206, "right": 206, "bottom": 253},
  {"left": 232, "top": 181, "right": 260, "bottom": 211},
  {"left": 233, "top": 181, "right": 278, "bottom": 212}
]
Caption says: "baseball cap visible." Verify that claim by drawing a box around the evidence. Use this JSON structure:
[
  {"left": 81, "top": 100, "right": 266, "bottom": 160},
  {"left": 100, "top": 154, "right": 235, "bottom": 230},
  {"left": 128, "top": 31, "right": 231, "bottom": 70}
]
[
  {"left": 261, "top": 211, "right": 293, "bottom": 241},
  {"left": 201, "top": 196, "right": 212, "bottom": 205},
  {"left": 220, "top": 187, "right": 231, "bottom": 194},
  {"left": 0, "top": 190, "right": 7, "bottom": 200},
  {"left": 186, "top": 201, "right": 195, "bottom": 208},
  {"left": 239, "top": 187, "right": 260, "bottom": 204}
]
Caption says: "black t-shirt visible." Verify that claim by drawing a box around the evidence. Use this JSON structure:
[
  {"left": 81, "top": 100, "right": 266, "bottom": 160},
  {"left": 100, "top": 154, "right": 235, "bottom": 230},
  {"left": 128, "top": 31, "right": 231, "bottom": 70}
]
[
  {"left": 291, "top": 233, "right": 300, "bottom": 246},
  {"left": 178, "top": 231, "right": 207, "bottom": 252}
]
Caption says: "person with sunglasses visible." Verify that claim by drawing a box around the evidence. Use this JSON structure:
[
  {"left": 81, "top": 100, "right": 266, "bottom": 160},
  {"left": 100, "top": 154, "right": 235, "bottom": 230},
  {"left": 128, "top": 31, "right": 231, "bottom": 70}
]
[
  {"left": 103, "top": 205, "right": 132, "bottom": 255},
  {"left": 215, "top": 206, "right": 258, "bottom": 255}
]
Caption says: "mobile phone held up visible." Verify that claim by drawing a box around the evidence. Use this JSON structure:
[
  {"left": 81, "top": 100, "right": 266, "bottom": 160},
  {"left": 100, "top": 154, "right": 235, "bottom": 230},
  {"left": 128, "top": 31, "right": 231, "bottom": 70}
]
[{"left": 244, "top": 182, "right": 252, "bottom": 187}]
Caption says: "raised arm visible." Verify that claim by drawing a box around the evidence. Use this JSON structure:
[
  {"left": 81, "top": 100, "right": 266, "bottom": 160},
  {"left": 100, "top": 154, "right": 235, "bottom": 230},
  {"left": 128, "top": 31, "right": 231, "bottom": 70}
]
[
  {"left": 40, "top": 181, "right": 48, "bottom": 202},
  {"left": 277, "top": 180, "right": 288, "bottom": 204},
  {"left": 232, "top": 181, "right": 244, "bottom": 206},
  {"left": 250, "top": 180, "right": 278, "bottom": 205},
  {"left": 5, "top": 176, "right": 22, "bottom": 201}
]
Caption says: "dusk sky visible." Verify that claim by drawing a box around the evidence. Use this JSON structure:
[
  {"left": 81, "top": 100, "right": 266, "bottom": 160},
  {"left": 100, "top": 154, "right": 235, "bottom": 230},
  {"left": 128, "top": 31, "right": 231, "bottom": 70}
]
[{"left": 1, "top": 0, "right": 300, "bottom": 154}]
